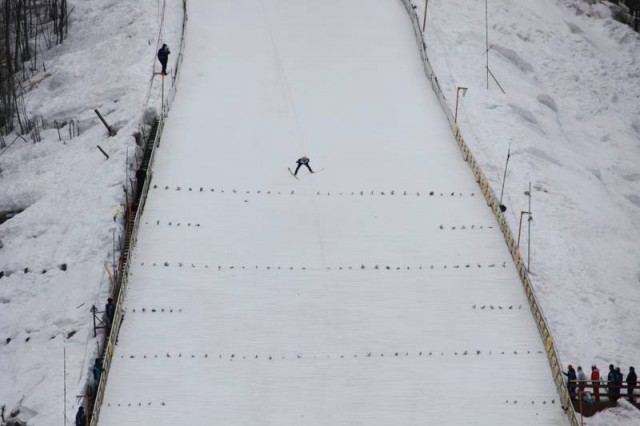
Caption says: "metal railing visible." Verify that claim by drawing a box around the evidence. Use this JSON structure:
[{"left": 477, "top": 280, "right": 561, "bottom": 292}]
[{"left": 88, "top": 115, "right": 163, "bottom": 426}]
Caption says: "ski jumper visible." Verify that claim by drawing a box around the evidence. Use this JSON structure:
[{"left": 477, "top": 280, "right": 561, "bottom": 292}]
[{"left": 294, "top": 156, "right": 313, "bottom": 176}]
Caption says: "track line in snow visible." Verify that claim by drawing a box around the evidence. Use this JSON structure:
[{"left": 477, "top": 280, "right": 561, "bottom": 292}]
[
  {"left": 139, "top": 221, "right": 498, "bottom": 231},
  {"left": 438, "top": 224, "right": 495, "bottom": 230},
  {"left": 258, "top": 0, "right": 308, "bottom": 154},
  {"left": 122, "top": 303, "right": 529, "bottom": 320},
  {"left": 113, "top": 349, "right": 548, "bottom": 364},
  {"left": 104, "top": 401, "right": 166, "bottom": 408},
  {"left": 135, "top": 261, "right": 510, "bottom": 271},
  {"left": 150, "top": 184, "right": 479, "bottom": 198},
  {"left": 143, "top": 220, "right": 202, "bottom": 227},
  {"left": 123, "top": 304, "right": 527, "bottom": 315},
  {"left": 128, "top": 307, "right": 183, "bottom": 314},
  {"left": 100, "top": 397, "right": 561, "bottom": 413}
]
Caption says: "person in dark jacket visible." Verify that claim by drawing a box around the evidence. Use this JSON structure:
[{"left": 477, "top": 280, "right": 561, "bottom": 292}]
[
  {"left": 157, "top": 43, "right": 170, "bottom": 75},
  {"left": 75, "top": 406, "right": 86, "bottom": 426},
  {"left": 591, "top": 365, "right": 600, "bottom": 402},
  {"left": 627, "top": 366, "right": 637, "bottom": 403},
  {"left": 293, "top": 156, "right": 313, "bottom": 176},
  {"left": 563, "top": 364, "right": 577, "bottom": 397},
  {"left": 92, "top": 357, "right": 104, "bottom": 384},
  {"left": 607, "top": 364, "right": 617, "bottom": 401},
  {"left": 105, "top": 298, "right": 115, "bottom": 327},
  {"left": 135, "top": 167, "right": 146, "bottom": 201}
]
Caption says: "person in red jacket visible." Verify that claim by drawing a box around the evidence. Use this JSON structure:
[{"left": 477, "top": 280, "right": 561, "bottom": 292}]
[
  {"left": 563, "top": 365, "right": 577, "bottom": 398},
  {"left": 591, "top": 365, "right": 600, "bottom": 402}
]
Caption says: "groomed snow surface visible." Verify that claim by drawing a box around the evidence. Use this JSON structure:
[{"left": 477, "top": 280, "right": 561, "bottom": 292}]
[{"left": 98, "top": 1, "right": 566, "bottom": 425}]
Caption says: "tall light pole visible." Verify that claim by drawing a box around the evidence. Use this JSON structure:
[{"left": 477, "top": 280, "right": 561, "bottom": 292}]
[
  {"left": 454, "top": 86, "right": 468, "bottom": 124},
  {"left": 498, "top": 142, "right": 511, "bottom": 212},
  {"left": 525, "top": 182, "right": 532, "bottom": 272},
  {"left": 486, "top": 0, "right": 489, "bottom": 89},
  {"left": 422, "top": 0, "right": 429, "bottom": 32}
]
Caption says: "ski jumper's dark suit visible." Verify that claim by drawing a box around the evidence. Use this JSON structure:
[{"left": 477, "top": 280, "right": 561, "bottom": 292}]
[
  {"left": 157, "top": 44, "right": 170, "bottom": 75},
  {"left": 294, "top": 156, "right": 313, "bottom": 176}
]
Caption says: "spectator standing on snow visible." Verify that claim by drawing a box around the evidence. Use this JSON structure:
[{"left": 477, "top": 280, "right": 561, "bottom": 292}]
[
  {"left": 591, "top": 365, "right": 600, "bottom": 402},
  {"left": 563, "top": 364, "right": 577, "bottom": 397},
  {"left": 293, "top": 156, "right": 314, "bottom": 176},
  {"left": 92, "top": 357, "right": 104, "bottom": 384},
  {"left": 576, "top": 366, "right": 588, "bottom": 394},
  {"left": 157, "top": 43, "right": 170, "bottom": 75},
  {"left": 75, "top": 406, "right": 86, "bottom": 426},
  {"left": 136, "top": 167, "right": 146, "bottom": 201},
  {"left": 627, "top": 366, "right": 637, "bottom": 403},
  {"left": 607, "top": 364, "right": 617, "bottom": 401},
  {"left": 105, "top": 298, "right": 115, "bottom": 327}
]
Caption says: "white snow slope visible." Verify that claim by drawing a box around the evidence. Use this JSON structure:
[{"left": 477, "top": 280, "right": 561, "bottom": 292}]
[
  {"left": 425, "top": 0, "right": 640, "bottom": 362},
  {"left": 98, "top": 0, "right": 566, "bottom": 425},
  {"left": 0, "top": 0, "right": 638, "bottom": 425},
  {"left": 0, "top": 0, "right": 183, "bottom": 424}
]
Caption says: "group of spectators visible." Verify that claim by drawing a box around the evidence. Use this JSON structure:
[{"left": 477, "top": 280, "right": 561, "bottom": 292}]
[{"left": 564, "top": 364, "right": 637, "bottom": 404}]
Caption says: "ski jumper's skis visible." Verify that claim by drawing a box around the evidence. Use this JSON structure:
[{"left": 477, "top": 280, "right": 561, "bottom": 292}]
[{"left": 288, "top": 167, "right": 324, "bottom": 179}]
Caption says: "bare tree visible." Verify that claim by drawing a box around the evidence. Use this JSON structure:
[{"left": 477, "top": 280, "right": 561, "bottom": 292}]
[{"left": 0, "top": 0, "right": 68, "bottom": 136}]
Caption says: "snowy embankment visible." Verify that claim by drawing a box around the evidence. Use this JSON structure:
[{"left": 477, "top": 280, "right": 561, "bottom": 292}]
[
  {"left": 417, "top": 0, "right": 640, "bottom": 424},
  {"left": 0, "top": 0, "right": 182, "bottom": 424}
]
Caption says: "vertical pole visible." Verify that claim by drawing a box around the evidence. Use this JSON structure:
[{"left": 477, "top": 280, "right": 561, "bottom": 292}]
[
  {"left": 527, "top": 181, "right": 532, "bottom": 272},
  {"left": 112, "top": 229, "right": 116, "bottom": 287},
  {"left": 579, "top": 391, "right": 584, "bottom": 426},
  {"left": 485, "top": 0, "right": 489, "bottom": 89},
  {"left": 63, "top": 346, "right": 66, "bottom": 426},
  {"left": 161, "top": 74, "right": 165, "bottom": 117},
  {"left": 84, "top": 395, "right": 90, "bottom": 426},
  {"left": 91, "top": 306, "right": 97, "bottom": 338},
  {"left": 130, "top": 177, "right": 136, "bottom": 207},
  {"left": 123, "top": 186, "right": 130, "bottom": 229},
  {"left": 125, "top": 146, "right": 129, "bottom": 192},
  {"left": 498, "top": 142, "right": 511, "bottom": 208},
  {"left": 454, "top": 87, "right": 468, "bottom": 125},
  {"left": 422, "top": 0, "right": 429, "bottom": 33},
  {"left": 517, "top": 211, "right": 531, "bottom": 248},
  {"left": 455, "top": 92, "right": 460, "bottom": 124}
]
